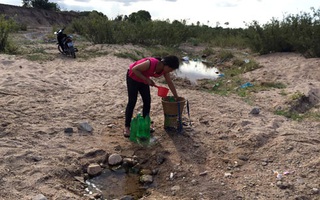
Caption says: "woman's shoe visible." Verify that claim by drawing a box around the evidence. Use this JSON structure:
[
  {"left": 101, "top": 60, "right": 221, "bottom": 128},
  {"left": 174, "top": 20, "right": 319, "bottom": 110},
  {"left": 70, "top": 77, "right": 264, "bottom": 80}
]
[{"left": 123, "top": 128, "right": 130, "bottom": 138}]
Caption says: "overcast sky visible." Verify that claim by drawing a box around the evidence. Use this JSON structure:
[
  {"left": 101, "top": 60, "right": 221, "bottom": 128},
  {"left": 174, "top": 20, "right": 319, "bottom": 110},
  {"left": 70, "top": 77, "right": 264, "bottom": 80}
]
[{"left": 1, "top": 0, "right": 319, "bottom": 28}]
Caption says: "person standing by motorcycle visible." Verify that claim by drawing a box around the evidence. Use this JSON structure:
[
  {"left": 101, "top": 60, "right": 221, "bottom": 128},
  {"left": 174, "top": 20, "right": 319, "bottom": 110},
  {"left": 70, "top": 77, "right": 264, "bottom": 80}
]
[
  {"left": 124, "top": 55, "right": 180, "bottom": 137},
  {"left": 56, "top": 28, "right": 67, "bottom": 51}
]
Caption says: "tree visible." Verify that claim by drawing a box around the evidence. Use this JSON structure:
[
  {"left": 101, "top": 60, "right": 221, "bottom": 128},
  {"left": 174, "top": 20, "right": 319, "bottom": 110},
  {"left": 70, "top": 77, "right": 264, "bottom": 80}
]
[
  {"left": 22, "top": 0, "right": 31, "bottom": 7},
  {"left": 21, "top": 0, "right": 60, "bottom": 11},
  {"left": 114, "top": 15, "right": 123, "bottom": 21},
  {"left": 127, "top": 10, "right": 151, "bottom": 23}
]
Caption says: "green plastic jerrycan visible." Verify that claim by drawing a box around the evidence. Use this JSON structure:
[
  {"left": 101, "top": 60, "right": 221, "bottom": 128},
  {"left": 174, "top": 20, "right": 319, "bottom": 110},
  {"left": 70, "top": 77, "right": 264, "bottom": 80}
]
[
  {"left": 169, "top": 96, "right": 175, "bottom": 102},
  {"left": 130, "top": 114, "right": 139, "bottom": 142},
  {"left": 136, "top": 115, "right": 151, "bottom": 145}
]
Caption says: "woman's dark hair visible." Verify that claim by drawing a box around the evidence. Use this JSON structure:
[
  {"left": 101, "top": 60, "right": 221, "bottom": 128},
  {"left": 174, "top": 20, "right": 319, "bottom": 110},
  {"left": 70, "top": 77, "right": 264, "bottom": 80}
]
[{"left": 161, "top": 55, "right": 180, "bottom": 69}]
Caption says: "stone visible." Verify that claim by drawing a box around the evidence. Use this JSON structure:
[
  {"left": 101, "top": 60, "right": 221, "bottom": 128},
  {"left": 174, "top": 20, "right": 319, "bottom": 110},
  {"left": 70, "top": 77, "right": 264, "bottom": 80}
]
[
  {"left": 152, "top": 169, "right": 159, "bottom": 175},
  {"left": 73, "top": 176, "right": 85, "bottom": 184},
  {"left": 294, "top": 195, "right": 310, "bottom": 200},
  {"left": 140, "top": 175, "right": 153, "bottom": 184},
  {"left": 191, "top": 179, "right": 197, "bottom": 185},
  {"left": 87, "top": 163, "right": 102, "bottom": 176},
  {"left": 123, "top": 157, "right": 137, "bottom": 167},
  {"left": 311, "top": 188, "right": 319, "bottom": 194},
  {"left": 120, "top": 195, "right": 135, "bottom": 200},
  {"left": 171, "top": 185, "right": 181, "bottom": 192},
  {"left": 108, "top": 153, "right": 122, "bottom": 165},
  {"left": 276, "top": 181, "right": 290, "bottom": 189},
  {"left": 224, "top": 172, "right": 232, "bottom": 177},
  {"left": 250, "top": 107, "right": 260, "bottom": 115},
  {"left": 64, "top": 127, "right": 73, "bottom": 134},
  {"left": 308, "top": 88, "right": 320, "bottom": 105},
  {"left": 140, "top": 169, "right": 152, "bottom": 175},
  {"left": 156, "top": 154, "right": 166, "bottom": 165},
  {"left": 78, "top": 122, "right": 93, "bottom": 132},
  {"left": 238, "top": 155, "right": 249, "bottom": 161},
  {"left": 199, "top": 170, "right": 208, "bottom": 176},
  {"left": 32, "top": 194, "right": 47, "bottom": 200},
  {"left": 107, "top": 124, "right": 115, "bottom": 128}
]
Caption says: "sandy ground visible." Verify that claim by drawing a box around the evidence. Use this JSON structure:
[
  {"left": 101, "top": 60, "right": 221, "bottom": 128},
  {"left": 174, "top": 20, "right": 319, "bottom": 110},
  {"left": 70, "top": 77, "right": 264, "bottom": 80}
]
[{"left": 0, "top": 31, "right": 319, "bottom": 200}]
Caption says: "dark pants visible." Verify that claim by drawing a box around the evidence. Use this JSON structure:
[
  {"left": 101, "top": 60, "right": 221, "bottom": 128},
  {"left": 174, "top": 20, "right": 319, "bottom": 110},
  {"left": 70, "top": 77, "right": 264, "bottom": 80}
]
[{"left": 125, "top": 71, "right": 151, "bottom": 127}]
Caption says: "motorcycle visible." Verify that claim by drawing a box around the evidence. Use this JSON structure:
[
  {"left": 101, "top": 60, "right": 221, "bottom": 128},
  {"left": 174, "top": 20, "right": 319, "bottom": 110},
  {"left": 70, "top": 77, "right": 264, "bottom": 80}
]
[{"left": 54, "top": 28, "right": 78, "bottom": 58}]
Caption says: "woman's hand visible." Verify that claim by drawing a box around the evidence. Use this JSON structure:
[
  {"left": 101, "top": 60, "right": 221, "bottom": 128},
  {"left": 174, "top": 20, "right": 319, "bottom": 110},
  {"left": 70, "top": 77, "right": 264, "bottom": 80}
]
[
  {"left": 146, "top": 78, "right": 155, "bottom": 86},
  {"left": 164, "top": 73, "right": 178, "bottom": 98}
]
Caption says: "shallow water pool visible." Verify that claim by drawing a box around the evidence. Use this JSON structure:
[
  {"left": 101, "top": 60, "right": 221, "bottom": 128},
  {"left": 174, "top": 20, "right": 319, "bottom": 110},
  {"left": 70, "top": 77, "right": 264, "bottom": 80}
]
[
  {"left": 174, "top": 60, "right": 221, "bottom": 83},
  {"left": 85, "top": 167, "right": 145, "bottom": 199}
]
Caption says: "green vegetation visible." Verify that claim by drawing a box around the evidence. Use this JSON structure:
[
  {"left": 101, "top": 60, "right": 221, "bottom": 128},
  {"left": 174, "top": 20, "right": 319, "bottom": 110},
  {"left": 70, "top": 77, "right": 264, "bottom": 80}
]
[
  {"left": 198, "top": 51, "right": 288, "bottom": 98},
  {"left": 70, "top": 11, "right": 190, "bottom": 46},
  {"left": 274, "top": 109, "right": 304, "bottom": 121},
  {"left": 22, "top": 0, "right": 60, "bottom": 11},
  {"left": 113, "top": 46, "right": 181, "bottom": 62},
  {"left": 26, "top": 53, "right": 54, "bottom": 61},
  {"left": 245, "top": 8, "right": 320, "bottom": 57},
  {"left": 23, "top": 46, "right": 55, "bottom": 61},
  {"left": 260, "top": 82, "right": 286, "bottom": 89},
  {"left": 65, "top": 7, "right": 320, "bottom": 58},
  {"left": 274, "top": 92, "right": 320, "bottom": 121},
  {"left": 0, "top": 15, "right": 19, "bottom": 54},
  {"left": 290, "top": 91, "right": 304, "bottom": 100},
  {"left": 2, "top": 3, "right": 319, "bottom": 58}
]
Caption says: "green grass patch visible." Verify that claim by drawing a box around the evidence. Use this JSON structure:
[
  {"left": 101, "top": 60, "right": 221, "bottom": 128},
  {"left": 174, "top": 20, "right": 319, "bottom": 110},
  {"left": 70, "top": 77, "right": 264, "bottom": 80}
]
[
  {"left": 222, "top": 59, "right": 261, "bottom": 78},
  {"left": 260, "top": 82, "right": 286, "bottom": 89},
  {"left": 274, "top": 108, "right": 320, "bottom": 122},
  {"left": 202, "top": 47, "right": 214, "bottom": 57},
  {"left": 201, "top": 62, "right": 285, "bottom": 99},
  {"left": 290, "top": 91, "right": 304, "bottom": 100},
  {"left": 273, "top": 92, "right": 320, "bottom": 121},
  {"left": 248, "top": 81, "right": 287, "bottom": 93},
  {"left": 77, "top": 49, "right": 108, "bottom": 60},
  {"left": 274, "top": 109, "right": 304, "bottom": 121},
  {"left": 113, "top": 45, "right": 182, "bottom": 61},
  {"left": 217, "top": 50, "right": 234, "bottom": 62},
  {"left": 114, "top": 52, "right": 140, "bottom": 61},
  {"left": 199, "top": 57, "right": 261, "bottom": 97},
  {"left": 279, "top": 90, "right": 288, "bottom": 96},
  {"left": 306, "top": 111, "right": 320, "bottom": 121},
  {"left": 31, "top": 47, "right": 46, "bottom": 54},
  {"left": 147, "top": 46, "right": 181, "bottom": 58},
  {"left": 208, "top": 35, "right": 248, "bottom": 49}
]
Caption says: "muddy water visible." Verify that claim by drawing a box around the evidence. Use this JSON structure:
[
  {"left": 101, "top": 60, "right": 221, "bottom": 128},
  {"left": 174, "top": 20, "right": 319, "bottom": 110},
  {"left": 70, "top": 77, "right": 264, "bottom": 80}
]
[
  {"left": 85, "top": 168, "right": 145, "bottom": 199},
  {"left": 175, "top": 60, "right": 221, "bottom": 83}
]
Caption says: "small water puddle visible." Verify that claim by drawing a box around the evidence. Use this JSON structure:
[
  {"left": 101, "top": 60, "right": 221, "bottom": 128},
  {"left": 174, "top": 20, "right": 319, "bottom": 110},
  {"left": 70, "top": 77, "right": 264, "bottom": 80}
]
[
  {"left": 85, "top": 167, "right": 145, "bottom": 199},
  {"left": 175, "top": 59, "right": 221, "bottom": 83}
]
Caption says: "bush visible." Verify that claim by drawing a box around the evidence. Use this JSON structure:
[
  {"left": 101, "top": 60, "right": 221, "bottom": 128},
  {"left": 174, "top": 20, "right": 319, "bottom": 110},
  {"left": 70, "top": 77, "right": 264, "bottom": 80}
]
[
  {"left": 68, "top": 8, "right": 320, "bottom": 58},
  {"left": 71, "top": 11, "right": 114, "bottom": 44},
  {"left": 245, "top": 8, "right": 320, "bottom": 57},
  {"left": 0, "top": 15, "right": 18, "bottom": 53}
]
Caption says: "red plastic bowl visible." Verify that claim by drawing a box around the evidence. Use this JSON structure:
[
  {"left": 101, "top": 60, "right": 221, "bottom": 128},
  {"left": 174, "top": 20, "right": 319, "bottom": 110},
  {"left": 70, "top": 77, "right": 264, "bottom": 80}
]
[{"left": 157, "top": 86, "right": 169, "bottom": 97}]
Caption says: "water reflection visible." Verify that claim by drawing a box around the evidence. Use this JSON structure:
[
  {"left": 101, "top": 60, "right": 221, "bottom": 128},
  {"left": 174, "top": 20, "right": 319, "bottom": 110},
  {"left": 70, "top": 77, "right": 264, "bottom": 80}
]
[
  {"left": 174, "top": 60, "right": 220, "bottom": 83},
  {"left": 86, "top": 168, "right": 145, "bottom": 199}
]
